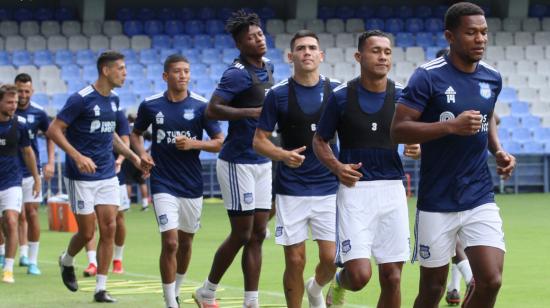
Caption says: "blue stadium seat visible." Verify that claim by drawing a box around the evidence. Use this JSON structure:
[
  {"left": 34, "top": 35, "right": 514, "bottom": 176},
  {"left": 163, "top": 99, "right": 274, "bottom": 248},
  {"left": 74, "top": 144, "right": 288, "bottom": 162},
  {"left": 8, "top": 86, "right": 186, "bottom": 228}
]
[
  {"left": 117, "top": 83, "right": 132, "bottom": 94},
  {"left": 54, "top": 49, "right": 73, "bottom": 66},
  {"left": 512, "top": 127, "right": 532, "bottom": 141},
  {"left": 32, "top": 93, "right": 49, "bottom": 106},
  {"left": 522, "top": 141, "right": 545, "bottom": 154},
  {"left": 51, "top": 93, "right": 69, "bottom": 109},
  {"left": 415, "top": 6, "right": 433, "bottom": 18},
  {"left": 197, "top": 7, "right": 216, "bottom": 20},
  {"left": 176, "top": 8, "right": 195, "bottom": 20},
  {"left": 266, "top": 49, "right": 284, "bottom": 63},
  {"left": 34, "top": 8, "right": 54, "bottom": 21},
  {"left": 200, "top": 48, "right": 220, "bottom": 65},
  {"left": 12, "top": 50, "right": 32, "bottom": 66},
  {"left": 376, "top": 6, "right": 394, "bottom": 19},
  {"left": 194, "top": 76, "right": 216, "bottom": 97},
  {"left": 265, "top": 34, "right": 275, "bottom": 48},
  {"left": 406, "top": 18, "right": 424, "bottom": 33},
  {"left": 435, "top": 33, "right": 448, "bottom": 48},
  {"left": 521, "top": 115, "right": 541, "bottom": 128},
  {"left": 510, "top": 102, "right": 530, "bottom": 115},
  {"left": 76, "top": 49, "right": 95, "bottom": 66},
  {"left": 222, "top": 48, "right": 239, "bottom": 64},
  {"left": 160, "top": 48, "right": 179, "bottom": 61},
  {"left": 502, "top": 140, "right": 522, "bottom": 154},
  {"left": 185, "top": 20, "right": 205, "bottom": 35},
  {"left": 426, "top": 46, "right": 442, "bottom": 60},
  {"left": 157, "top": 8, "right": 176, "bottom": 21},
  {"left": 180, "top": 48, "right": 201, "bottom": 63},
  {"left": 117, "top": 8, "right": 134, "bottom": 22},
  {"left": 273, "top": 64, "right": 292, "bottom": 83},
  {"left": 498, "top": 88, "right": 517, "bottom": 103},
  {"left": 139, "top": 49, "right": 159, "bottom": 65},
  {"left": 532, "top": 127, "right": 550, "bottom": 141},
  {"left": 136, "top": 8, "right": 156, "bottom": 21},
  {"left": 425, "top": 18, "right": 444, "bottom": 33},
  {"left": 118, "top": 93, "right": 137, "bottom": 109},
  {"left": 121, "top": 48, "right": 139, "bottom": 64},
  {"left": 146, "top": 64, "right": 163, "bottom": 81},
  {"left": 55, "top": 7, "right": 75, "bottom": 21},
  {"left": 152, "top": 35, "right": 171, "bottom": 49},
  {"left": 144, "top": 20, "right": 163, "bottom": 36},
  {"left": 82, "top": 65, "right": 97, "bottom": 83},
  {"left": 217, "top": 7, "right": 233, "bottom": 21},
  {"left": 126, "top": 63, "right": 145, "bottom": 81},
  {"left": 194, "top": 34, "right": 213, "bottom": 49},
  {"left": 355, "top": 6, "right": 374, "bottom": 19},
  {"left": 318, "top": 6, "right": 334, "bottom": 20},
  {"left": 529, "top": 4, "right": 547, "bottom": 18},
  {"left": 173, "top": 35, "right": 193, "bottom": 49},
  {"left": 395, "top": 5, "right": 414, "bottom": 19},
  {"left": 499, "top": 116, "right": 521, "bottom": 129},
  {"left": 153, "top": 79, "right": 165, "bottom": 92},
  {"left": 336, "top": 6, "right": 355, "bottom": 20},
  {"left": 191, "top": 63, "right": 208, "bottom": 76},
  {"left": 61, "top": 64, "right": 80, "bottom": 81},
  {"left": 545, "top": 141, "right": 550, "bottom": 153},
  {"left": 0, "top": 8, "right": 12, "bottom": 20},
  {"left": 209, "top": 63, "right": 227, "bottom": 79},
  {"left": 14, "top": 8, "right": 33, "bottom": 22},
  {"left": 395, "top": 32, "right": 415, "bottom": 48},
  {"left": 34, "top": 50, "right": 53, "bottom": 66},
  {"left": 214, "top": 34, "right": 234, "bottom": 49},
  {"left": 165, "top": 20, "right": 185, "bottom": 36},
  {"left": 123, "top": 20, "right": 143, "bottom": 36},
  {"left": 67, "top": 80, "right": 86, "bottom": 93},
  {"left": 433, "top": 5, "right": 449, "bottom": 19},
  {"left": 206, "top": 20, "right": 225, "bottom": 35},
  {"left": 132, "top": 79, "right": 153, "bottom": 95},
  {"left": 498, "top": 128, "right": 510, "bottom": 141},
  {"left": 258, "top": 7, "right": 276, "bottom": 20},
  {"left": 0, "top": 52, "right": 9, "bottom": 66},
  {"left": 365, "top": 18, "right": 385, "bottom": 31},
  {"left": 385, "top": 19, "right": 404, "bottom": 34},
  {"left": 416, "top": 32, "right": 435, "bottom": 48}
]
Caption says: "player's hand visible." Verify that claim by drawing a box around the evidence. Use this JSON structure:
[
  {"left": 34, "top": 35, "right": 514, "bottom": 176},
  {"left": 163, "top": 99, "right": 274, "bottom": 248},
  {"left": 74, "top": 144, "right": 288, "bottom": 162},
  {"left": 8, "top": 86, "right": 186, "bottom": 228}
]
[
  {"left": 449, "top": 110, "right": 483, "bottom": 136},
  {"left": 403, "top": 144, "right": 421, "bottom": 160},
  {"left": 282, "top": 146, "right": 306, "bottom": 168},
  {"left": 32, "top": 176, "right": 41, "bottom": 198},
  {"left": 138, "top": 152, "right": 155, "bottom": 176},
  {"left": 250, "top": 107, "right": 262, "bottom": 119},
  {"left": 115, "top": 158, "right": 123, "bottom": 174},
  {"left": 75, "top": 154, "right": 96, "bottom": 174},
  {"left": 43, "top": 162, "right": 55, "bottom": 181},
  {"left": 175, "top": 135, "right": 197, "bottom": 151},
  {"left": 335, "top": 162, "right": 363, "bottom": 187},
  {"left": 495, "top": 150, "right": 516, "bottom": 180}
]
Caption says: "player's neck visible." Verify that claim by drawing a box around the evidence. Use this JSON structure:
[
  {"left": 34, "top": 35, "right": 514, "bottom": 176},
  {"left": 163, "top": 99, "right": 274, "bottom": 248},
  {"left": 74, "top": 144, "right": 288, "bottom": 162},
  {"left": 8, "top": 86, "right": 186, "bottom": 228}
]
[
  {"left": 359, "top": 73, "right": 387, "bottom": 93},
  {"left": 93, "top": 79, "right": 114, "bottom": 97},
  {"left": 0, "top": 113, "right": 10, "bottom": 122},
  {"left": 17, "top": 102, "right": 30, "bottom": 111},
  {"left": 292, "top": 71, "right": 319, "bottom": 87},
  {"left": 242, "top": 54, "right": 264, "bottom": 68},
  {"left": 448, "top": 52, "right": 477, "bottom": 73},
  {"left": 166, "top": 89, "right": 188, "bottom": 102}
]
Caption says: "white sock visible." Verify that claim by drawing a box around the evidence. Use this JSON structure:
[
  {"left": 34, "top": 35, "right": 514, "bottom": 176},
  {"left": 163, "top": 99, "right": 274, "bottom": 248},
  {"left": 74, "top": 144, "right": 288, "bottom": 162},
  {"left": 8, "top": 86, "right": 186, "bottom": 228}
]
[
  {"left": 87, "top": 250, "right": 97, "bottom": 266},
  {"left": 457, "top": 260, "right": 473, "bottom": 284},
  {"left": 0, "top": 244, "right": 5, "bottom": 255},
  {"left": 307, "top": 277, "right": 324, "bottom": 296},
  {"left": 95, "top": 274, "right": 107, "bottom": 293},
  {"left": 114, "top": 245, "right": 124, "bottom": 261},
  {"left": 244, "top": 291, "right": 259, "bottom": 304},
  {"left": 3, "top": 258, "right": 14, "bottom": 271},
  {"left": 175, "top": 273, "right": 186, "bottom": 297},
  {"left": 19, "top": 244, "right": 29, "bottom": 258},
  {"left": 141, "top": 198, "right": 148, "bottom": 208},
  {"left": 162, "top": 282, "right": 177, "bottom": 307},
  {"left": 448, "top": 263, "right": 461, "bottom": 292},
  {"left": 61, "top": 251, "right": 74, "bottom": 267},
  {"left": 28, "top": 242, "right": 39, "bottom": 265},
  {"left": 201, "top": 279, "right": 218, "bottom": 298}
]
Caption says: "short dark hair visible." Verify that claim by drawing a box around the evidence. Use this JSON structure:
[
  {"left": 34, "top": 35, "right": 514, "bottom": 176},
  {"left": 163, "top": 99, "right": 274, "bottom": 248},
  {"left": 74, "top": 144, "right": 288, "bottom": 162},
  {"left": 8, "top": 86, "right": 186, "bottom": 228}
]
[
  {"left": 436, "top": 48, "right": 449, "bottom": 58},
  {"left": 444, "top": 2, "right": 485, "bottom": 31},
  {"left": 290, "top": 29, "right": 320, "bottom": 50},
  {"left": 0, "top": 84, "right": 18, "bottom": 101},
  {"left": 225, "top": 10, "right": 261, "bottom": 41},
  {"left": 14, "top": 73, "right": 32, "bottom": 84},
  {"left": 96, "top": 50, "right": 125, "bottom": 74},
  {"left": 357, "top": 30, "right": 391, "bottom": 51},
  {"left": 163, "top": 54, "right": 189, "bottom": 72}
]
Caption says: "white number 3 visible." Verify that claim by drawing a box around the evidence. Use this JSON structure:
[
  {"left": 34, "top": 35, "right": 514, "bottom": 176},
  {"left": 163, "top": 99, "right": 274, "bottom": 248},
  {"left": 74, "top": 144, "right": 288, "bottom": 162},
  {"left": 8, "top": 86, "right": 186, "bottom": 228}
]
[{"left": 371, "top": 122, "right": 377, "bottom": 131}]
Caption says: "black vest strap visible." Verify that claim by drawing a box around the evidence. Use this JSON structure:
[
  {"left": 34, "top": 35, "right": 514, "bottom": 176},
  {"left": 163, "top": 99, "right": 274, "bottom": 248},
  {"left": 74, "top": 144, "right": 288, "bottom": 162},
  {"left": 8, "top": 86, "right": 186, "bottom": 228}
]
[
  {"left": 338, "top": 78, "right": 397, "bottom": 150},
  {"left": 229, "top": 57, "right": 274, "bottom": 108},
  {"left": 0, "top": 118, "right": 19, "bottom": 156}
]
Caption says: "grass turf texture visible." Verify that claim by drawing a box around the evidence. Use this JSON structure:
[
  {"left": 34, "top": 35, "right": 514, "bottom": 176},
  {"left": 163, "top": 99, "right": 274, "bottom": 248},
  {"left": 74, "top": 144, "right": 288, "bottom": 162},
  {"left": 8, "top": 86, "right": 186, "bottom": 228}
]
[{"left": 1, "top": 193, "right": 549, "bottom": 307}]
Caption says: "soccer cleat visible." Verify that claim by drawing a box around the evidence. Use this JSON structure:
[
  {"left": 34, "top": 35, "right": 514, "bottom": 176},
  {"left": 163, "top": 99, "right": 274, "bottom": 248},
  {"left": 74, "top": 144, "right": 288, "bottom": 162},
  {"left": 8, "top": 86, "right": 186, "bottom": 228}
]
[
  {"left": 94, "top": 290, "right": 117, "bottom": 303},
  {"left": 2, "top": 270, "right": 14, "bottom": 283},
  {"left": 461, "top": 278, "right": 476, "bottom": 308},
  {"left": 306, "top": 277, "right": 326, "bottom": 308},
  {"left": 192, "top": 288, "right": 219, "bottom": 308},
  {"left": 0, "top": 255, "right": 4, "bottom": 267},
  {"left": 141, "top": 206, "right": 149, "bottom": 212},
  {"left": 112, "top": 260, "right": 124, "bottom": 274},
  {"left": 27, "top": 264, "right": 42, "bottom": 275},
  {"left": 243, "top": 300, "right": 259, "bottom": 308},
  {"left": 83, "top": 263, "right": 97, "bottom": 277},
  {"left": 19, "top": 256, "right": 29, "bottom": 267},
  {"left": 445, "top": 289, "right": 461, "bottom": 306},
  {"left": 59, "top": 254, "right": 78, "bottom": 292},
  {"left": 325, "top": 277, "right": 345, "bottom": 308}
]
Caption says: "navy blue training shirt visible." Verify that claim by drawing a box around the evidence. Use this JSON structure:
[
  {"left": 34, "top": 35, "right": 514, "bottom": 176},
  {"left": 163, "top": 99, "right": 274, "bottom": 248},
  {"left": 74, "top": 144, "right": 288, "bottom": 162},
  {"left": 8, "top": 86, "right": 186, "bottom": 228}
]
[
  {"left": 16, "top": 101, "right": 50, "bottom": 178},
  {"left": 114, "top": 107, "right": 130, "bottom": 186},
  {"left": 0, "top": 116, "right": 30, "bottom": 190}
]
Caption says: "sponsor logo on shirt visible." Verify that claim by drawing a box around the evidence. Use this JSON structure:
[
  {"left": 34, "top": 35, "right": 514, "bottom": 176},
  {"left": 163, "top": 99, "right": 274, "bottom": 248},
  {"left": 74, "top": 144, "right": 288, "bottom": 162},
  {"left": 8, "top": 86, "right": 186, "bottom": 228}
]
[
  {"left": 479, "top": 82, "right": 491, "bottom": 99},
  {"left": 156, "top": 129, "right": 196, "bottom": 144},
  {"left": 439, "top": 111, "right": 455, "bottom": 122},
  {"left": 445, "top": 86, "right": 456, "bottom": 103},
  {"left": 90, "top": 120, "right": 116, "bottom": 133}
]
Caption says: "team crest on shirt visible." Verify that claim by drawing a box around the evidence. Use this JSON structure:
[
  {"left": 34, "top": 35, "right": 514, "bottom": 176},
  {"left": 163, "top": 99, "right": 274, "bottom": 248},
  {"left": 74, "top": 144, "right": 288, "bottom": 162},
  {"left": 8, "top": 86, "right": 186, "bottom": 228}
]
[
  {"left": 183, "top": 109, "right": 195, "bottom": 120},
  {"left": 341, "top": 240, "right": 351, "bottom": 253},
  {"left": 111, "top": 101, "right": 117, "bottom": 112},
  {"left": 77, "top": 200, "right": 85, "bottom": 209},
  {"left": 27, "top": 114, "right": 34, "bottom": 123},
  {"left": 439, "top": 111, "right": 455, "bottom": 122},
  {"left": 479, "top": 82, "right": 491, "bottom": 99},
  {"left": 158, "top": 214, "right": 168, "bottom": 225},
  {"left": 156, "top": 112, "right": 164, "bottom": 124},
  {"left": 275, "top": 226, "right": 283, "bottom": 237},
  {"left": 419, "top": 244, "right": 431, "bottom": 259},
  {"left": 243, "top": 192, "right": 254, "bottom": 204}
]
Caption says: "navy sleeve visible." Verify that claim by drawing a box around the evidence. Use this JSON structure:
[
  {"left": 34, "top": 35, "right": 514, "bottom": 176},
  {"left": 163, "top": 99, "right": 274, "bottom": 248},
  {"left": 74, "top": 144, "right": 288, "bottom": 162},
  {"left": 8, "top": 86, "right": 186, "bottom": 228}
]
[
  {"left": 397, "top": 68, "right": 432, "bottom": 112},
  {"left": 18, "top": 122, "right": 31, "bottom": 147},
  {"left": 133, "top": 102, "right": 152, "bottom": 132},
  {"left": 116, "top": 110, "right": 130, "bottom": 136},
  {"left": 317, "top": 91, "right": 344, "bottom": 142},
  {"left": 37, "top": 110, "right": 50, "bottom": 133},
  {"left": 56, "top": 94, "right": 84, "bottom": 125},
  {"left": 201, "top": 104, "right": 222, "bottom": 138},
  {"left": 212, "top": 67, "right": 251, "bottom": 102},
  {"left": 257, "top": 88, "right": 279, "bottom": 132}
]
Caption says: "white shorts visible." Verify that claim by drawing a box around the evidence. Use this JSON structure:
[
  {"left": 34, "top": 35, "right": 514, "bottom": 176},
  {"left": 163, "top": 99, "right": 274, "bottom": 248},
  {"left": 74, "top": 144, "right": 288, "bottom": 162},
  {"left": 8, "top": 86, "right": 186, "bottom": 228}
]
[
  {"left": 335, "top": 180, "right": 410, "bottom": 265},
  {"left": 275, "top": 194, "right": 336, "bottom": 246},
  {"left": 153, "top": 193, "right": 203, "bottom": 233},
  {"left": 119, "top": 184, "right": 130, "bottom": 211},
  {"left": 22, "top": 176, "right": 42, "bottom": 204},
  {"left": 413, "top": 203, "right": 506, "bottom": 268},
  {"left": 64, "top": 177, "right": 120, "bottom": 215},
  {"left": 216, "top": 159, "right": 272, "bottom": 214},
  {"left": 0, "top": 186, "right": 23, "bottom": 215}
]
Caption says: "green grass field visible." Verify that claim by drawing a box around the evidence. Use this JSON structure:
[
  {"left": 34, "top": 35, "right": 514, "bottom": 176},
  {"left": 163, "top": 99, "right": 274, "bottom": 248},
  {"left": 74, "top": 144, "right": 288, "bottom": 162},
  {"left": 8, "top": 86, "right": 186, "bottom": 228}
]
[{"left": 1, "top": 193, "right": 549, "bottom": 307}]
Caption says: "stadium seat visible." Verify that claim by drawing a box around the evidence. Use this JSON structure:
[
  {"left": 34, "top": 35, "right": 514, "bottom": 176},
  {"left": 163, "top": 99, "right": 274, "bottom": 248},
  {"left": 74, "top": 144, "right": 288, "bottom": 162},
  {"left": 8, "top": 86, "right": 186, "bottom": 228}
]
[
  {"left": 376, "top": 6, "right": 394, "bottom": 19},
  {"left": 0, "top": 66, "right": 17, "bottom": 84},
  {"left": 213, "top": 34, "right": 234, "bottom": 49},
  {"left": 145, "top": 64, "right": 163, "bottom": 81},
  {"left": 55, "top": 7, "right": 75, "bottom": 21},
  {"left": 14, "top": 8, "right": 33, "bottom": 22},
  {"left": 306, "top": 19, "right": 326, "bottom": 33},
  {"left": 486, "top": 18, "right": 502, "bottom": 31},
  {"left": 273, "top": 63, "right": 293, "bottom": 82},
  {"left": 529, "top": 4, "right": 548, "bottom": 18},
  {"left": 68, "top": 35, "right": 89, "bottom": 51},
  {"left": 12, "top": 50, "right": 32, "bottom": 67},
  {"left": 528, "top": 74, "right": 547, "bottom": 89},
  {"left": 532, "top": 127, "right": 550, "bottom": 140},
  {"left": 503, "top": 18, "right": 522, "bottom": 32},
  {"left": 354, "top": 5, "right": 374, "bottom": 19},
  {"left": 151, "top": 35, "right": 171, "bottom": 49},
  {"left": 20, "top": 21, "right": 39, "bottom": 38},
  {"left": 61, "top": 64, "right": 80, "bottom": 81},
  {"left": 324, "top": 47, "right": 345, "bottom": 64},
  {"left": 326, "top": 19, "right": 345, "bottom": 34},
  {"left": 139, "top": 49, "right": 159, "bottom": 65},
  {"left": 185, "top": 20, "right": 205, "bottom": 35},
  {"left": 494, "top": 32, "right": 514, "bottom": 46},
  {"left": 345, "top": 18, "right": 364, "bottom": 33},
  {"left": 505, "top": 46, "right": 525, "bottom": 61},
  {"left": 136, "top": 8, "right": 156, "bottom": 21},
  {"left": 365, "top": 18, "right": 385, "bottom": 31},
  {"left": 144, "top": 20, "right": 163, "bottom": 36},
  {"left": 416, "top": 32, "right": 434, "bottom": 48},
  {"left": 265, "top": 49, "right": 284, "bottom": 63},
  {"left": 123, "top": 20, "right": 143, "bottom": 36},
  {"left": 194, "top": 34, "right": 213, "bottom": 49},
  {"left": 191, "top": 63, "right": 208, "bottom": 77},
  {"left": 502, "top": 140, "right": 522, "bottom": 154},
  {"left": 334, "top": 62, "right": 355, "bottom": 82},
  {"left": 89, "top": 35, "right": 109, "bottom": 51},
  {"left": 500, "top": 116, "right": 521, "bottom": 129},
  {"left": 522, "top": 18, "right": 541, "bottom": 32},
  {"left": 126, "top": 63, "right": 145, "bottom": 81},
  {"left": 531, "top": 101, "right": 550, "bottom": 115},
  {"left": 110, "top": 35, "right": 130, "bottom": 50},
  {"left": 82, "top": 65, "right": 97, "bottom": 83},
  {"left": 0, "top": 8, "right": 12, "bottom": 21},
  {"left": 336, "top": 6, "right": 355, "bottom": 20},
  {"left": 82, "top": 20, "right": 102, "bottom": 36},
  {"left": 175, "top": 8, "right": 195, "bottom": 20},
  {"left": 194, "top": 76, "right": 216, "bottom": 96},
  {"left": 164, "top": 20, "right": 184, "bottom": 36},
  {"left": 424, "top": 18, "right": 443, "bottom": 33},
  {"left": 180, "top": 48, "right": 201, "bottom": 63},
  {"left": 209, "top": 63, "right": 227, "bottom": 79},
  {"left": 61, "top": 20, "right": 81, "bottom": 36},
  {"left": 0, "top": 21, "right": 19, "bottom": 37},
  {"left": 133, "top": 79, "right": 153, "bottom": 96},
  {"left": 285, "top": 19, "right": 304, "bottom": 34},
  {"left": 76, "top": 49, "right": 95, "bottom": 66},
  {"left": 222, "top": 48, "right": 239, "bottom": 64},
  {"left": 507, "top": 75, "right": 526, "bottom": 89},
  {"left": 102, "top": 20, "right": 122, "bottom": 37},
  {"left": 395, "top": 32, "right": 415, "bottom": 48},
  {"left": 499, "top": 87, "right": 518, "bottom": 103},
  {"left": 116, "top": 8, "right": 134, "bottom": 22},
  {"left": 0, "top": 51, "right": 8, "bottom": 66},
  {"left": 131, "top": 35, "right": 152, "bottom": 50},
  {"left": 516, "top": 60, "right": 537, "bottom": 76},
  {"left": 44, "top": 78, "right": 67, "bottom": 95},
  {"left": 54, "top": 49, "right": 74, "bottom": 66},
  {"left": 6, "top": 36, "right": 26, "bottom": 52},
  {"left": 317, "top": 33, "right": 335, "bottom": 48},
  {"left": 266, "top": 19, "right": 285, "bottom": 35},
  {"left": 486, "top": 46, "right": 505, "bottom": 60},
  {"left": 118, "top": 93, "right": 138, "bottom": 110},
  {"left": 39, "top": 65, "right": 60, "bottom": 83},
  {"left": 522, "top": 115, "right": 542, "bottom": 128},
  {"left": 514, "top": 32, "right": 533, "bottom": 46},
  {"left": 395, "top": 62, "right": 415, "bottom": 79},
  {"left": 47, "top": 35, "right": 68, "bottom": 51},
  {"left": 32, "top": 93, "right": 49, "bottom": 106},
  {"left": 405, "top": 18, "right": 424, "bottom": 33},
  {"left": 534, "top": 32, "right": 550, "bottom": 46},
  {"left": 159, "top": 48, "right": 178, "bottom": 62},
  {"left": 201, "top": 48, "right": 221, "bottom": 64},
  {"left": 335, "top": 33, "right": 355, "bottom": 48},
  {"left": 275, "top": 33, "right": 292, "bottom": 50},
  {"left": 156, "top": 8, "right": 176, "bottom": 21},
  {"left": 525, "top": 45, "right": 544, "bottom": 60},
  {"left": 385, "top": 18, "right": 404, "bottom": 34},
  {"left": 415, "top": 5, "right": 432, "bottom": 18},
  {"left": 318, "top": 6, "right": 334, "bottom": 20},
  {"left": 197, "top": 7, "right": 216, "bottom": 20},
  {"left": 26, "top": 35, "right": 47, "bottom": 52},
  {"left": 66, "top": 79, "right": 86, "bottom": 93},
  {"left": 205, "top": 20, "right": 224, "bottom": 35},
  {"left": 395, "top": 5, "right": 414, "bottom": 19},
  {"left": 41, "top": 20, "right": 61, "bottom": 37},
  {"left": 173, "top": 35, "right": 193, "bottom": 49},
  {"left": 522, "top": 141, "right": 545, "bottom": 154},
  {"left": 34, "top": 50, "right": 54, "bottom": 66},
  {"left": 405, "top": 47, "right": 425, "bottom": 62},
  {"left": 257, "top": 6, "right": 276, "bottom": 20},
  {"left": 152, "top": 78, "right": 165, "bottom": 92}
]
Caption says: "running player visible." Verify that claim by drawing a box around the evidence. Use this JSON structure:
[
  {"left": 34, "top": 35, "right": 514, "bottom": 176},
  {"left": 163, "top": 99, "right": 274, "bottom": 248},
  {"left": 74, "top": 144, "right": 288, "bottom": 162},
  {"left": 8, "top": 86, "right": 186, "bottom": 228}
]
[
  {"left": 47, "top": 51, "right": 152, "bottom": 303},
  {"left": 253, "top": 30, "right": 340, "bottom": 308},
  {"left": 0, "top": 84, "right": 40, "bottom": 283},
  {"left": 313, "top": 30, "right": 414, "bottom": 308},
  {"left": 391, "top": 3, "right": 515, "bottom": 307},
  {"left": 131, "top": 54, "right": 223, "bottom": 308},
  {"left": 14, "top": 73, "right": 55, "bottom": 275},
  {"left": 194, "top": 10, "right": 274, "bottom": 308}
]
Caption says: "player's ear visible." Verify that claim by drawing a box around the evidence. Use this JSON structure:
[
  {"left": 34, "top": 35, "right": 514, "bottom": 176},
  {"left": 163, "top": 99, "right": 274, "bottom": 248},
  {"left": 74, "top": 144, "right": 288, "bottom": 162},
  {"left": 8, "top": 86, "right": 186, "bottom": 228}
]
[
  {"left": 162, "top": 71, "right": 168, "bottom": 82},
  {"left": 354, "top": 51, "right": 361, "bottom": 64},
  {"left": 444, "top": 29, "right": 454, "bottom": 45},
  {"left": 319, "top": 50, "right": 325, "bottom": 62}
]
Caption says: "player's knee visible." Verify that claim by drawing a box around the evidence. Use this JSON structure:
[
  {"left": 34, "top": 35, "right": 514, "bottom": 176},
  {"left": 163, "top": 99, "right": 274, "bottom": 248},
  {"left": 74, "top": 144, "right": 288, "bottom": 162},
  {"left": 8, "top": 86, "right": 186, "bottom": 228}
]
[
  {"left": 421, "top": 280, "right": 446, "bottom": 298},
  {"left": 346, "top": 268, "right": 371, "bottom": 291},
  {"left": 319, "top": 250, "right": 336, "bottom": 268},
  {"left": 251, "top": 228, "right": 267, "bottom": 243},
  {"left": 230, "top": 230, "right": 252, "bottom": 246},
  {"left": 478, "top": 274, "right": 502, "bottom": 293},
  {"left": 162, "top": 238, "right": 179, "bottom": 254},
  {"left": 379, "top": 270, "right": 402, "bottom": 290},
  {"left": 285, "top": 253, "right": 306, "bottom": 271},
  {"left": 98, "top": 220, "right": 116, "bottom": 238}
]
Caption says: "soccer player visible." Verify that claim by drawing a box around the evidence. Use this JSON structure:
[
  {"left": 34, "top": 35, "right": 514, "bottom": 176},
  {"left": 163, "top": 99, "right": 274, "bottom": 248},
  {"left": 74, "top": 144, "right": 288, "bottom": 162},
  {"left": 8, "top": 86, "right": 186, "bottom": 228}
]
[
  {"left": 131, "top": 54, "right": 223, "bottom": 308},
  {"left": 253, "top": 30, "right": 340, "bottom": 308},
  {"left": 0, "top": 84, "right": 40, "bottom": 283},
  {"left": 312, "top": 30, "right": 414, "bottom": 308},
  {"left": 13, "top": 73, "right": 55, "bottom": 275},
  {"left": 391, "top": 3, "right": 515, "bottom": 308},
  {"left": 47, "top": 51, "right": 151, "bottom": 303},
  {"left": 193, "top": 10, "right": 274, "bottom": 308}
]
